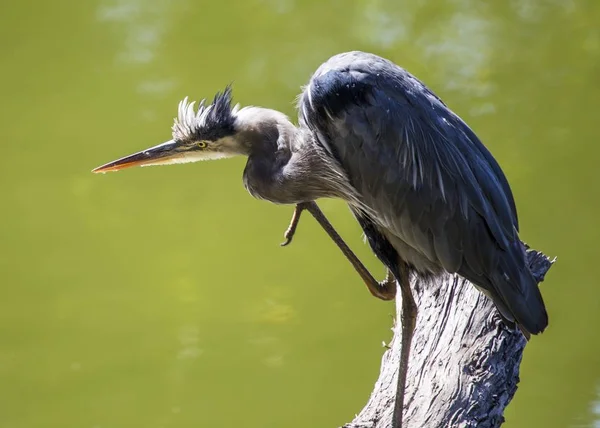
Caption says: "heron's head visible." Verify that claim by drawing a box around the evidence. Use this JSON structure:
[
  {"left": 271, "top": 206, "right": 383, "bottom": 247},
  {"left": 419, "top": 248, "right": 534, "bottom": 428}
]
[{"left": 93, "top": 86, "right": 245, "bottom": 173}]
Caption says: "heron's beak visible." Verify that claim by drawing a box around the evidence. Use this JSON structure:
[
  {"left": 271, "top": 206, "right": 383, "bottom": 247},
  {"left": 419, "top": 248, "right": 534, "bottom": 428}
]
[{"left": 92, "top": 140, "right": 183, "bottom": 173}]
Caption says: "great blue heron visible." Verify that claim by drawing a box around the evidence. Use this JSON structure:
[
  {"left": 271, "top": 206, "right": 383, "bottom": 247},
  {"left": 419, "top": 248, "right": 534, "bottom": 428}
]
[{"left": 93, "top": 51, "right": 548, "bottom": 428}]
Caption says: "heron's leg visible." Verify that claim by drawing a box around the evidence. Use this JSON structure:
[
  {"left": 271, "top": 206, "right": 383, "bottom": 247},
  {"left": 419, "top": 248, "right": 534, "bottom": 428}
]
[
  {"left": 392, "top": 263, "right": 417, "bottom": 428},
  {"left": 281, "top": 201, "right": 396, "bottom": 301}
]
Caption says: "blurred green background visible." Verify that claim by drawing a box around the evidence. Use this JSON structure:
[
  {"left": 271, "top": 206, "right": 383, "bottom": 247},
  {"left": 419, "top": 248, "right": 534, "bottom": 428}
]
[{"left": 0, "top": 0, "right": 598, "bottom": 427}]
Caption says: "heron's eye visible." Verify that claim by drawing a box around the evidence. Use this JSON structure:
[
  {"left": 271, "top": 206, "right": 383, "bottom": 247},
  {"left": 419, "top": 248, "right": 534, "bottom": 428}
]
[{"left": 196, "top": 141, "right": 208, "bottom": 149}]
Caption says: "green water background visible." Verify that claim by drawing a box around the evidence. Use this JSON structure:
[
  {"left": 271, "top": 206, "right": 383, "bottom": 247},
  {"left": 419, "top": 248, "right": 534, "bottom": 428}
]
[{"left": 1, "top": 1, "right": 598, "bottom": 427}]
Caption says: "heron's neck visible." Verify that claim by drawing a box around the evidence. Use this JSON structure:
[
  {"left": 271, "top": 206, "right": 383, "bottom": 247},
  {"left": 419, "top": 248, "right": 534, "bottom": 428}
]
[
  {"left": 234, "top": 107, "right": 298, "bottom": 155},
  {"left": 235, "top": 107, "right": 345, "bottom": 204}
]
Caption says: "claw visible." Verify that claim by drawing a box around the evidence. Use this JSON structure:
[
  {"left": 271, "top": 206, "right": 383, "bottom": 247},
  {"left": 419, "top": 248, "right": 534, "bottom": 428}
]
[
  {"left": 280, "top": 203, "right": 307, "bottom": 247},
  {"left": 280, "top": 233, "right": 293, "bottom": 247}
]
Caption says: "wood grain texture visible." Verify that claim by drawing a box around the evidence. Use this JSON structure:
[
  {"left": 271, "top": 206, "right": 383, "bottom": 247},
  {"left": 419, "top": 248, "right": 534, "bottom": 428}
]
[{"left": 344, "top": 248, "right": 553, "bottom": 428}]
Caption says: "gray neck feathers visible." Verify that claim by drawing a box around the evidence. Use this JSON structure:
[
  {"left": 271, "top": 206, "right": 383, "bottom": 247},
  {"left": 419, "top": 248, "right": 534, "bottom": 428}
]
[
  {"left": 233, "top": 107, "right": 297, "bottom": 156},
  {"left": 235, "top": 107, "right": 361, "bottom": 207}
]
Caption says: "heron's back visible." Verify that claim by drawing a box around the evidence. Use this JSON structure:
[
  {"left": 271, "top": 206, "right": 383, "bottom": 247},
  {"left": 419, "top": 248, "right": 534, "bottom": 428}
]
[{"left": 299, "top": 51, "right": 548, "bottom": 335}]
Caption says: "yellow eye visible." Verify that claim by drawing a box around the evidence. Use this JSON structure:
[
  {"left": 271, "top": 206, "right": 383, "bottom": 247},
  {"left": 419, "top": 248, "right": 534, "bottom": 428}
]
[{"left": 196, "top": 141, "right": 208, "bottom": 149}]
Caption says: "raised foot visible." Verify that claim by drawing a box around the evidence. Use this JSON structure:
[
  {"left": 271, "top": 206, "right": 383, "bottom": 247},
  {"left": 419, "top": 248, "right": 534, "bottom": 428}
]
[
  {"left": 281, "top": 202, "right": 397, "bottom": 302},
  {"left": 377, "top": 270, "right": 397, "bottom": 301},
  {"left": 280, "top": 202, "right": 310, "bottom": 246}
]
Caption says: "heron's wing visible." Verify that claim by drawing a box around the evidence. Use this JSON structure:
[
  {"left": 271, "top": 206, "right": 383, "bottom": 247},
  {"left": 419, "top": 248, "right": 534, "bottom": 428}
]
[{"left": 299, "top": 52, "right": 546, "bottom": 334}]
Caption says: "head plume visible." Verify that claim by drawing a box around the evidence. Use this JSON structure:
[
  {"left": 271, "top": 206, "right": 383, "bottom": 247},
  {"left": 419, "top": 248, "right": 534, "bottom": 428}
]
[{"left": 172, "top": 85, "right": 239, "bottom": 142}]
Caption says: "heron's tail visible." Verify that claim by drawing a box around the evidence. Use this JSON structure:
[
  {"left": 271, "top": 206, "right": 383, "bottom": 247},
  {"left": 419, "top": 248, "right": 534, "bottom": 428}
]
[{"left": 492, "top": 241, "right": 548, "bottom": 335}]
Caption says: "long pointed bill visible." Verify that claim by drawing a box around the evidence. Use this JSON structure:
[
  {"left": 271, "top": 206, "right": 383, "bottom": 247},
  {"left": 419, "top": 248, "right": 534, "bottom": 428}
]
[{"left": 92, "top": 140, "right": 183, "bottom": 173}]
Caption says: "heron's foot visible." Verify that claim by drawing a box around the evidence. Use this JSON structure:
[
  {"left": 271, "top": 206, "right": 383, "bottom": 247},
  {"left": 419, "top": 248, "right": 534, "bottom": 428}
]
[
  {"left": 281, "top": 202, "right": 310, "bottom": 246},
  {"left": 375, "top": 269, "right": 397, "bottom": 301},
  {"left": 284, "top": 202, "right": 397, "bottom": 302}
]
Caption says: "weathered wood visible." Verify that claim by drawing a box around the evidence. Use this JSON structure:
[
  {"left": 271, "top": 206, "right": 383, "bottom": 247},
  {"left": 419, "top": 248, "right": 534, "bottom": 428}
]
[{"left": 344, "top": 249, "right": 553, "bottom": 428}]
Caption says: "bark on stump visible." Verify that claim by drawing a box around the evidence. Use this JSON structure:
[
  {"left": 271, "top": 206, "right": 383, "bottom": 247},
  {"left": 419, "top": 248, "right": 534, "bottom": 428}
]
[{"left": 344, "top": 248, "right": 553, "bottom": 428}]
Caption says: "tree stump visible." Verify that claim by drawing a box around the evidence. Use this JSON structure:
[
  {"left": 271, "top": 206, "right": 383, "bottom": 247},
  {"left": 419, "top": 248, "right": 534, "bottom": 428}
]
[{"left": 344, "top": 249, "right": 553, "bottom": 428}]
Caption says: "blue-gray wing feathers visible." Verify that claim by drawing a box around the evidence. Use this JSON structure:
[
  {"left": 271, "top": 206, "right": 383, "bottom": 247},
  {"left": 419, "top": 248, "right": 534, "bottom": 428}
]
[{"left": 299, "top": 51, "right": 547, "bottom": 334}]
